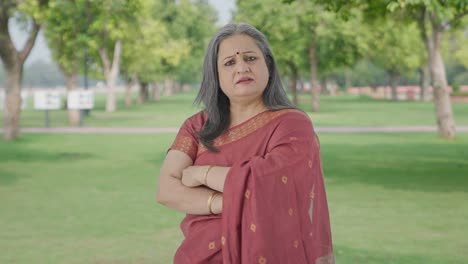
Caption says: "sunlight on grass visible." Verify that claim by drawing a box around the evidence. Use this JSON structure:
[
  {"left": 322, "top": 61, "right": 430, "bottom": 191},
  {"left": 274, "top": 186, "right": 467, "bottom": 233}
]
[{"left": 1, "top": 133, "right": 467, "bottom": 263}]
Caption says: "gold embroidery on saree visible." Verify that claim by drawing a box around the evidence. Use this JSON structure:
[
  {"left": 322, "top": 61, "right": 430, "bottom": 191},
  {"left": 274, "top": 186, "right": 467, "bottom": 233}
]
[
  {"left": 171, "top": 136, "right": 197, "bottom": 159},
  {"left": 197, "top": 109, "right": 300, "bottom": 156},
  {"left": 208, "top": 241, "right": 216, "bottom": 250}
]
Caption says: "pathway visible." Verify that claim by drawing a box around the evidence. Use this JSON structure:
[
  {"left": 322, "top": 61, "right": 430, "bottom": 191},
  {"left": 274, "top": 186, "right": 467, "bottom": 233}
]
[{"left": 3, "top": 126, "right": 467, "bottom": 134}]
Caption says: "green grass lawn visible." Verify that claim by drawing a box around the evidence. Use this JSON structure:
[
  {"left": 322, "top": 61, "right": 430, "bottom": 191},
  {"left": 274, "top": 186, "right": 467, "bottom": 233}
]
[
  {"left": 1, "top": 133, "right": 467, "bottom": 263},
  {"left": 7, "top": 91, "right": 468, "bottom": 128}
]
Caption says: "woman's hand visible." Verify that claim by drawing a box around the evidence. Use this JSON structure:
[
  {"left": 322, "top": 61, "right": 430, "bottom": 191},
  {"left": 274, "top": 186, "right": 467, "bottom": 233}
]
[{"left": 181, "top": 165, "right": 208, "bottom": 187}]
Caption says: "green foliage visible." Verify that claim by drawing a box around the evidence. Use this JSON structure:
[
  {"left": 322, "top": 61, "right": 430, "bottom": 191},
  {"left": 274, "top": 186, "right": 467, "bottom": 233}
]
[
  {"left": 17, "top": 0, "right": 50, "bottom": 23},
  {"left": 120, "top": 0, "right": 217, "bottom": 84},
  {"left": 44, "top": 0, "right": 87, "bottom": 75},
  {"left": 154, "top": 0, "right": 217, "bottom": 83},
  {"left": 367, "top": 19, "right": 423, "bottom": 77}
]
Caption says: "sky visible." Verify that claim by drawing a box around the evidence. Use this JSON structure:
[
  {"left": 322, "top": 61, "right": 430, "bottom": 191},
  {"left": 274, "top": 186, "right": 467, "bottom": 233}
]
[{"left": 9, "top": 0, "right": 235, "bottom": 66}]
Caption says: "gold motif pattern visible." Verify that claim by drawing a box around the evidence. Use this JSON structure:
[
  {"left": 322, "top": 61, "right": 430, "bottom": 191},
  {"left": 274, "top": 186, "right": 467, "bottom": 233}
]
[
  {"left": 293, "top": 240, "right": 299, "bottom": 248},
  {"left": 221, "top": 236, "right": 226, "bottom": 246},
  {"left": 197, "top": 109, "right": 300, "bottom": 156},
  {"left": 250, "top": 223, "right": 257, "bottom": 232},
  {"left": 282, "top": 176, "right": 288, "bottom": 184},
  {"left": 245, "top": 190, "right": 251, "bottom": 199},
  {"left": 308, "top": 159, "right": 313, "bottom": 168},
  {"left": 171, "top": 136, "right": 197, "bottom": 160},
  {"left": 259, "top": 256, "right": 267, "bottom": 264},
  {"left": 288, "top": 208, "right": 294, "bottom": 216},
  {"left": 208, "top": 241, "right": 216, "bottom": 250}
]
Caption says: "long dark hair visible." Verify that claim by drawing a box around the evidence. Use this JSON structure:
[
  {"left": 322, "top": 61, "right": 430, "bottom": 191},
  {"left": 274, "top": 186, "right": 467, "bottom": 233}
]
[{"left": 195, "top": 23, "right": 295, "bottom": 151}]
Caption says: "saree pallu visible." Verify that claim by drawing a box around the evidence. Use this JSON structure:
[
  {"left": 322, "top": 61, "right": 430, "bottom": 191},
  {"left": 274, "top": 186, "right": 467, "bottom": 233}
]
[{"left": 170, "top": 109, "right": 334, "bottom": 264}]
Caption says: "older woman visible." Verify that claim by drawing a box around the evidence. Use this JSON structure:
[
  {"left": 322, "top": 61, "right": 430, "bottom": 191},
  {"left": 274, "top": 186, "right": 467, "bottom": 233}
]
[{"left": 157, "top": 23, "right": 334, "bottom": 264}]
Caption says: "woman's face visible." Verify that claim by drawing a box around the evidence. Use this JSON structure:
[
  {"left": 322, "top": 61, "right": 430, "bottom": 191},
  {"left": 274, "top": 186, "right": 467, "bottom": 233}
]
[{"left": 217, "top": 34, "right": 269, "bottom": 104}]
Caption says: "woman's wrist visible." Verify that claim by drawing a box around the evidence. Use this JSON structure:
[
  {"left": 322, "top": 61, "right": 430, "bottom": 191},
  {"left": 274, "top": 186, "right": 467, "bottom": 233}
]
[
  {"left": 211, "top": 194, "right": 223, "bottom": 214},
  {"left": 198, "top": 165, "right": 214, "bottom": 185}
]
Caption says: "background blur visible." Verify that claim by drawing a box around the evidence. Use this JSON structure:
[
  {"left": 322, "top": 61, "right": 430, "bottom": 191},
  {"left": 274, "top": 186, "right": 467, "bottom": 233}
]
[{"left": 1, "top": 0, "right": 467, "bottom": 263}]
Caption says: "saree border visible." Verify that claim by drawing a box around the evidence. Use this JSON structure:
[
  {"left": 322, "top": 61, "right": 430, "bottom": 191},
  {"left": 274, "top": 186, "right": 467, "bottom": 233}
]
[
  {"left": 171, "top": 135, "right": 198, "bottom": 160},
  {"left": 197, "top": 109, "right": 301, "bottom": 156}
]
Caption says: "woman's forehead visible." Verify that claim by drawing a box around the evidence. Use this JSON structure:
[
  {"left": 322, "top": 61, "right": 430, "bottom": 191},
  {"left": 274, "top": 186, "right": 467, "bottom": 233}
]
[{"left": 218, "top": 35, "right": 260, "bottom": 57}]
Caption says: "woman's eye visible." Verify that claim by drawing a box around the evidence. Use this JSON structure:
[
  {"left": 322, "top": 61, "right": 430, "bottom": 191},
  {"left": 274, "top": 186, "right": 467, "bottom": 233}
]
[
  {"left": 246, "top": 56, "right": 257, "bottom": 61},
  {"left": 224, "top": 60, "right": 235, "bottom": 66}
]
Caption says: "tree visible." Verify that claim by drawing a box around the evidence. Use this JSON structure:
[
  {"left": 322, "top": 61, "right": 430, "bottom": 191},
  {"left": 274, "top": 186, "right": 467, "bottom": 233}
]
[
  {"left": 86, "top": 0, "right": 142, "bottom": 112},
  {"left": 170, "top": 0, "right": 217, "bottom": 87},
  {"left": 0, "top": 0, "right": 49, "bottom": 140},
  {"left": 404, "top": 1, "right": 466, "bottom": 138},
  {"left": 44, "top": 0, "right": 88, "bottom": 125},
  {"left": 301, "top": 0, "right": 468, "bottom": 138},
  {"left": 120, "top": 1, "right": 171, "bottom": 105},
  {"left": 367, "top": 19, "right": 422, "bottom": 100}
]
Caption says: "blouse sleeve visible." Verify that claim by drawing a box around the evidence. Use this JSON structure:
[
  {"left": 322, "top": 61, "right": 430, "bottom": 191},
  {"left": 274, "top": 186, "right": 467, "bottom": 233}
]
[{"left": 168, "top": 118, "right": 199, "bottom": 162}]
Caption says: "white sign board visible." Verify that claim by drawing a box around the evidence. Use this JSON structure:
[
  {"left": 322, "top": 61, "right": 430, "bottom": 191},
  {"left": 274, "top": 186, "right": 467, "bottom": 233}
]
[
  {"left": 68, "top": 90, "right": 94, "bottom": 110},
  {"left": 34, "top": 90, "right": 62, "bottom": 110},
  {"left": 21, "top": 91, "right": 28, "bottom": 109},
  {"left": 0, "top": 90, "right": 29, "bottom": 110}
]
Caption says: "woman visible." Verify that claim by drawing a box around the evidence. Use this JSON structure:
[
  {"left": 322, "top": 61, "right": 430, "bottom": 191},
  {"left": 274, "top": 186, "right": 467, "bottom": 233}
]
[{"left": 157, "top": 23, "right": 334, "bottom": 264}]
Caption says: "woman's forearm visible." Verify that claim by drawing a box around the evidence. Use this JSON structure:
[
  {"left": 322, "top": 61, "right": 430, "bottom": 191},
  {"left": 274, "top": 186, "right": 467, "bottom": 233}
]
[
  {"left": 158, "top": 174, "right": 223, "bottom": 215},
  {"left": 201, "top": 166, "right": 230, "bottom": 193}
]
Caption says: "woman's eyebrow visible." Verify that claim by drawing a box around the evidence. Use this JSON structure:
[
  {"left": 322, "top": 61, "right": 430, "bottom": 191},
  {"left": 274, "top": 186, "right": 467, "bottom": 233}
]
[{"left": 222, "top": 51, "right": 256, "bottom": 61}]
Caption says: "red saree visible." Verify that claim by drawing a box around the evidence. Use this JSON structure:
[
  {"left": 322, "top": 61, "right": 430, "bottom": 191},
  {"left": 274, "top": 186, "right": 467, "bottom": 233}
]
[{"left": 169, "top": 109, "right": 334, "bottom": 264}]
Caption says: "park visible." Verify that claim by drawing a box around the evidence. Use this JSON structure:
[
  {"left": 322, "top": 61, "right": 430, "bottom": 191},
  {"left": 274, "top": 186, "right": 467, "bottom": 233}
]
[{"left": 1, "top": 0, "right": 468, "bottom": 263}]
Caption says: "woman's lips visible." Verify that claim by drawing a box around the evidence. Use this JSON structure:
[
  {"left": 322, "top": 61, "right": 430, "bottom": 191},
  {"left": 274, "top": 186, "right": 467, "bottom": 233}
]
[{"left": 236, "top": 77, "right": 254, "bottom": 84}]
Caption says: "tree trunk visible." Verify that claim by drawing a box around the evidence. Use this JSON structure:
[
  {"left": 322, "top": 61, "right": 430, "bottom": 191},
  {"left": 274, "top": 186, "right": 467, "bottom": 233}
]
[
  {"left": 152, "top": 82, "right": 161, "bottom": 102},
  {"left": 418, "top": 8, "right": 455, "bottom": 138},
  {"left": 309, "top": 41, "right": 320, "bottom": 112},
  {"left": 3, "top": 65, "right": 22, "bottom": 139},
  {"left": 176, "top": 82, "right": 181, "bottom": 93},
  {"left": 430, "top": 28, "right": 456, "bottom": 139},
  {"left": 182, "top": 83, "right": 192, "bottom": 92},
  {"left": 99, "top": 39, "right": 122, "bottom": 113},
  {"left": 287, "top": 61, "right": 298, "bottom": 106},
  {"left": 65, "top": 72, "right": 80, "bottom": 126},
  {"left": 105, "top": 74, "right": 117, "bottom": 112},
  {"left": 320, "top": 78, "right": 327, "bottom": 95},
  {"left": 164, "top": 79, "right": 174, "bottom": 96},
  {"left": 0, "top": 15, "right": 41, "bottom": 140},
  {"left": 125, "top": 74, "right": 138, "bottom": 108},
  {"left": 389, "top": 72, "right": 400, "bottom": 101},
  {"left": 138, "top": 82, "right": 149, "bottom": 104},
  {"left": 344, "top": 68, "right": 351, "bottom": 91},
  {"left": 419, "top": 64, "right": 431, "bottom": 101}
]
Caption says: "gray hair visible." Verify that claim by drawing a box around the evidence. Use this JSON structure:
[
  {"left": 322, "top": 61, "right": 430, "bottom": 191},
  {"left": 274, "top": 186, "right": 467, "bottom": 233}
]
[{"left": 195, "top": 22, "right": 295, "bottom": 151}]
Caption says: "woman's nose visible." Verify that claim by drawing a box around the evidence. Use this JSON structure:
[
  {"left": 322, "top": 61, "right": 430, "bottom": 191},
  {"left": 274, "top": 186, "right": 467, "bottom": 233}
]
[{"left": 236, "top": 60, "right": 250, "bottom": 73}]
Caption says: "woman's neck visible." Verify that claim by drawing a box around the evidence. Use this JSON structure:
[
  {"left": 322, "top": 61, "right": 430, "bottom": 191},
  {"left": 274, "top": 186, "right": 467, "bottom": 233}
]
[{"left": 229, "top": 100, "right": 268, "bottom": 128}]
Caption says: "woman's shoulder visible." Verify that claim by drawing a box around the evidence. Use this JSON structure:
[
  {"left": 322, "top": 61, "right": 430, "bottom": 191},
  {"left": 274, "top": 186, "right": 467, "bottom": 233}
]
[
  {"left": 182, "top": 111, "right": 208, "bottom": 131},
  {"left": 271, "top": 108, "right": 312, "bottom": 124}
]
